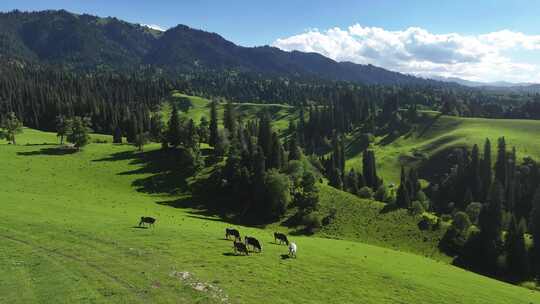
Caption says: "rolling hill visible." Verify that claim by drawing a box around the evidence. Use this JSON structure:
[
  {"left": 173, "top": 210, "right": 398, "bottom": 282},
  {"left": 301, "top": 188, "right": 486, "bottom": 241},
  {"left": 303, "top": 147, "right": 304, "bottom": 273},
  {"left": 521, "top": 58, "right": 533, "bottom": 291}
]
[
  {"left": 1, "top": 129, "right": 539, "bottom": 303},
  {"left": 345, "top": 113, "right": 540, "bottom": 184},
  {"left": 0, "top": 9, "right": 442, "bottom": 85}
]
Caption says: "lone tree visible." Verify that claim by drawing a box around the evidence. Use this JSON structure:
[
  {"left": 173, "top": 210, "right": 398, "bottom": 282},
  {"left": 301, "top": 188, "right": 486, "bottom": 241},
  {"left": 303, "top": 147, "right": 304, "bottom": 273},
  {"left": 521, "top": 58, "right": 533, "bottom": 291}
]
[
  {"left": 0, "top": 112, "right": 23, "bottom": 145},
  {"left": 56, "top": 115, "right": 69, "bottom": 145},
  {"left": 67, "top": 116, "right": 92, "bottom": 150}
]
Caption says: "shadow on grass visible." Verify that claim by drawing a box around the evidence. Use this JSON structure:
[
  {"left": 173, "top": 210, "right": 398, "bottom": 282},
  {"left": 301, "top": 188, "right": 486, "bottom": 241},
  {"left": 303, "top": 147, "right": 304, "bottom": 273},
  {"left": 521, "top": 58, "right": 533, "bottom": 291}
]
[
  {"left": 222, "top": 252, "right": 248, "bottom": 257},
  {"left": 280, "top": 254, "right": 291, "bottom": 260},
  {"left": 379, "top": 203, "right": 399, "bottom": 214},
  {"left": 130, "top": 226, "right": 148, "bottom": 229},
  {"left": 17, "top": 147, "right": 78, "bottom": 156},
  {"left": 93, "top": 148, "right": 195, "bottom": 195}
]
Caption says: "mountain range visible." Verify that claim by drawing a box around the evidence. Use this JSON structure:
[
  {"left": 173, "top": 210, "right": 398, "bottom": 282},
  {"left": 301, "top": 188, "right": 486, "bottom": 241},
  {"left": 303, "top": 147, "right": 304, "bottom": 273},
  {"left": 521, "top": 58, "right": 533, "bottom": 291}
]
[
  {"left": 430, "top": 76, "right": 540, "bottom": 92},
  {"left": 0, "top": 9, "right": 441, "bottom": 85}
]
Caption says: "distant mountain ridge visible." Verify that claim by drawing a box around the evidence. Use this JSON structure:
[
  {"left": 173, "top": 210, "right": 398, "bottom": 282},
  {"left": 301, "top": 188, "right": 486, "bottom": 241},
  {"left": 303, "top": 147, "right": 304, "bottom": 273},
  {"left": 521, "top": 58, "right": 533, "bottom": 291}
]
[
  {"left": 430, "top": 76, "right": 540, "bottom": 92},
  {"left": 0, "top": 9, "right": 442, "bottom": 85}
]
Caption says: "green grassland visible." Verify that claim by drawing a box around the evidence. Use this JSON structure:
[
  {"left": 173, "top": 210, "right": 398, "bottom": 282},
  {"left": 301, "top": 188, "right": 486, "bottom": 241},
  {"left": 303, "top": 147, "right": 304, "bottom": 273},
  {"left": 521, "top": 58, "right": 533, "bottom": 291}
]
[
  {"left": 165, "top": 92, "right": 296, "bottom": 131},
  {"left": 346, "top": 113, "right": 540, "bottom": 184},
  {"left": 1, "top": 128, "right": 539, "bottom": 303}
]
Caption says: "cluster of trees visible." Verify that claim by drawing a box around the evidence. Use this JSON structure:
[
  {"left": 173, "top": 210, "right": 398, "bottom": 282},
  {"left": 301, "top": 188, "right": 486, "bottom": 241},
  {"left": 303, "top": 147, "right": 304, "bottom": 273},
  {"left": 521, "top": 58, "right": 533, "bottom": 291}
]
[
  {"left": 0, "top": 112, "right": 23, "bottom": 144},
  {"left": 0, "top": 63, "right": 172, "bottom": 136},
  {"left": 191, "top": 101, "right": 320, "bottom": 224},
  {"left": 441, "top": 93, "right": 540, "bottom": 119},
  {"left": 422, "top": 138, "right": 540, "bottom": 281}
]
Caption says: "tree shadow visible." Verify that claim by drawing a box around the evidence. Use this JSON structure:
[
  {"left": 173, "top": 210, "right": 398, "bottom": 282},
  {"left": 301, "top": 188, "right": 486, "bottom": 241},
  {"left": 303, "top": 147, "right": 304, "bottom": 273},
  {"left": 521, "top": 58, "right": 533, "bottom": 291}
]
[
  {"left": 93, "top": 148, "right": 195, "bottom": 195},
  {"left": 17, "top": 147, "right": 77, "bottom": 156},
  {"left": 379, "top": 203, "right": 399, "bottom": 214},
  {"left": 130, "top": 226, "right": 148, "bottom": 229}
]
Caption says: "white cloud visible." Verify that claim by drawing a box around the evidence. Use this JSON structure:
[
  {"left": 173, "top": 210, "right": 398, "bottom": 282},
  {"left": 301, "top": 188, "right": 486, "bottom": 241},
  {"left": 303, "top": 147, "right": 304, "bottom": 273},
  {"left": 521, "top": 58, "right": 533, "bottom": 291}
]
[
  {"left": 141, "top": 24, "right": 167, "bottom": 32},
  {"left": 273, "top": 25, "right": 540, "bottom": 83}
]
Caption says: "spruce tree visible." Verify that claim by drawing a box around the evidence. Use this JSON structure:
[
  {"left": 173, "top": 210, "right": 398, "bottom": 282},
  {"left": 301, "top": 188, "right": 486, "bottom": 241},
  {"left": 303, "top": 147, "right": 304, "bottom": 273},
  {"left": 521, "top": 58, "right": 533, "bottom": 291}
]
[
  {"left": 530, "top": 188, "right": 540, "bottom": 278},
  {"left": 506, "top": 216, "right": 530, "bottom": 280},
  {"left": 209, "top": 100, "right": 219, "bottom": 147},
  {"left": 481, "top": 138, "right": 493, "bottom": 202},
  {"left": 0, "top": 112, "right": 23, "bottom": 145},
  {"left": 223, "top": 101, "right": 237, "bottom": 138},
  {"left": 495, "top": 137, "right": 507, "bottom": 187},
  {"left": 167, "top": 104, "right": 182, "bottom": 148}
]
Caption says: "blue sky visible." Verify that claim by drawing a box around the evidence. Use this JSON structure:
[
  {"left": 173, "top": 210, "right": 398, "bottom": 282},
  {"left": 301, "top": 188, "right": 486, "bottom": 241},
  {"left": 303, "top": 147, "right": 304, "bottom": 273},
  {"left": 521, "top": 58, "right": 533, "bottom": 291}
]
[{"left": 2, "top": 0, "right": 540, "bottom": 82}]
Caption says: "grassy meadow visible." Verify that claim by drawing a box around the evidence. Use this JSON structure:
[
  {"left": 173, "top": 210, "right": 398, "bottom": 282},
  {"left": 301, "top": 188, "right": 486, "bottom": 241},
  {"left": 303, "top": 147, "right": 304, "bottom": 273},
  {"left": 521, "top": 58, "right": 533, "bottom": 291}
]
[
  {"left": 1, "top": 128, "right": 540, "bottom": 303},
  {"left": 346, "top": 113, "right": 540, "bottom": 184}
]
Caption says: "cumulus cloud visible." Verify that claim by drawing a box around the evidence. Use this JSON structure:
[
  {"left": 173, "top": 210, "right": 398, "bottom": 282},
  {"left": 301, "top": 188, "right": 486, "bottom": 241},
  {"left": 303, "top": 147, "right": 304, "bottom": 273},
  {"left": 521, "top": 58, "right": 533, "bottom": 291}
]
[
  {"left": 273, "top": 25, "right": 540, "bottom": 83},
  {"left": 141, "top": 24, "right": 167, "bottom": 32}
]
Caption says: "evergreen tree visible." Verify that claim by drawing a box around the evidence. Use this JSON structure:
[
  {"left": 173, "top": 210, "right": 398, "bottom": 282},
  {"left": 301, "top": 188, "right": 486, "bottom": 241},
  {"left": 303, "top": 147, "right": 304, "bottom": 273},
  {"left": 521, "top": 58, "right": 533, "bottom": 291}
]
[
  {"left": 209, "top": 100, "right": 219, "bottom": 147},
  {"left": 149, "top": 112, "right": 164, "bottom": 142},
  {"left": 268, "top": 132, "right": 283, "bottom": 169},
  {"left": 362, "top": 150, "right": 380, "bottom": 190},
  {"left": 480, "top": 138, "right": 493, "bottom": 201},
  {"left": 530, "top": 188, "right": 540, "bottom": 278},
  {"left": 55, "top": 115, "right": 69, "bottom": 145},
  {"left": 495, "top": 137, "right": 507, "bottom": 187},
  {"left": 0, "top": 112, "right": 23, "bottom": 145},
  {"left": 506, "top": 216, "right": 530, "bottom": 279},
  {"left": 113, "top": 124, "right": 123, "bottom": 144},
  {"left": 223, "top": 100, "right": 237, "bottom": 139},
  {"left": 167, "top": 104, "right": 182, "bottom": 148},
  {"left": 197, "top": 116, "right": 210, "bottom": 143},
  {"left": 288, "top": 134, "right": 301, "bottom": 161},
  {"left": 66, "top": 116, "right": 92, "bottom": 150},
  {"left": 258, "top": 112, "right": 273, "bottom": 161},
  {"left": 478, "top": 181, "right": 504, "bottom": 272}
]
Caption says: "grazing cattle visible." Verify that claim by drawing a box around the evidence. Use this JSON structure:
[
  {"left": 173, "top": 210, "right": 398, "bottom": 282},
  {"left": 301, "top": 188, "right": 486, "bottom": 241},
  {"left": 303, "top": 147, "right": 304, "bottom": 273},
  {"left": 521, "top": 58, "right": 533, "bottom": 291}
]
[
  {"left": 245, "top": 236, "right": 262, "bottom": 253},
  {"left": 233, "top": 241, "right": 249, "bottom": 256},
  {"left": 139, "top": 216, "right": 156, "bottom": 227},
  {"left": 225, "top": 228, "right": 241, "bottom": 240},
  {"left": 274, "top": 232, "right": 289, "bottom": 245},
  {"left": 288, "top": 242, "right": 297, "bottom": 258}
]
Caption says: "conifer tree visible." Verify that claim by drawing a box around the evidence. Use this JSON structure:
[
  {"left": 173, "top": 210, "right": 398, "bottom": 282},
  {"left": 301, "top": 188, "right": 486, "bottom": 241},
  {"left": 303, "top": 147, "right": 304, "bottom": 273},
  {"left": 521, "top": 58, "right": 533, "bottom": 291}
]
[
  {"left": 167, "top": 104, "right": 181, "bottom": 148},
  {"left": 223, "top": 100, "right": 237, "bottom": 138},
  {"left": 209, "top": 100, "right": 219, "bottom": 147},
  {"left": 530, "top": 188, "right": 540, "bottom": 278},
  {"left": 495, "top": 137, "right": 507, "bottom": 187},
  {"left": 481, "top": 138, "right": 493, "bottom": 201},
  {"left": 56, "top": 115, "right": 69, "bottom": 145},
  {"left": 0, "top": 112, "right": 23, "bottom": 145}
]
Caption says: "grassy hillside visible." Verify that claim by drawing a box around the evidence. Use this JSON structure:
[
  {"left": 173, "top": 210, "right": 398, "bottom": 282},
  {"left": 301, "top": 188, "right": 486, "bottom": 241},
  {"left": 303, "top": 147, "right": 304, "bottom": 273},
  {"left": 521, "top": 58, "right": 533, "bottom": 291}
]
[
  {"left": 1, "top": 128, "right": 539, "bottom": 303},
  {"left": 346, "top": 113, "right": 540, "bottom": 184},
  {"left": 165, "top": 92, "right": 296, "bottom": 131}
]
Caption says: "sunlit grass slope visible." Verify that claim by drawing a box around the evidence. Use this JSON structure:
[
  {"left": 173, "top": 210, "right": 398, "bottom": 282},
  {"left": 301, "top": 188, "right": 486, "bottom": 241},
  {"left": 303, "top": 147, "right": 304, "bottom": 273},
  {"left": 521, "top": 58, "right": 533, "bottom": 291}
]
[
  {"left": 346, "top": 114, "right": 540, "bottom": 184},
  {"left": 1, "top": 129, "right": 539, "bottom": 303},
  {"left": 163, "top": 92, "right": 296, "bottom": 131}
]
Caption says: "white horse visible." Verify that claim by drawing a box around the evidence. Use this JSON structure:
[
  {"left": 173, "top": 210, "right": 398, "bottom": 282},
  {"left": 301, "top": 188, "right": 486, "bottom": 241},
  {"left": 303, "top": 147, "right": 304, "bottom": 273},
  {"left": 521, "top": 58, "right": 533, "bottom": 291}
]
[{"left": 288, "top": 242, "right": 297, "bottom": 258}]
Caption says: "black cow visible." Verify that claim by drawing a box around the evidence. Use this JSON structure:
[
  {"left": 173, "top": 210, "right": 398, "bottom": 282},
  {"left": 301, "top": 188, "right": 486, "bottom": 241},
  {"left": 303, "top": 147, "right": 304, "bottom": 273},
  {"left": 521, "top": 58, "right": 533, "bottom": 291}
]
[
  {"left": 225, "top": 228, "right": 241, "bottom": 240},
  {"left": 233, "top": 241, "right": 249, "bottom": 256},
  {"left": 274, "top": 232, "right": 289, "bottom": 245},
  {"left": 245, "top": 236, "right": 262, "bottom": 253},
  {"left": 139, "top": 216, "right": 156, "bottom": 227}
]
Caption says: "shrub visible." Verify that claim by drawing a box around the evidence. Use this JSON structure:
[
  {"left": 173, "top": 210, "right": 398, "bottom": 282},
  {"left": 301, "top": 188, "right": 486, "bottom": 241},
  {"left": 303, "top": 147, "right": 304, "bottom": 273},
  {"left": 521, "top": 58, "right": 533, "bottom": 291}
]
[
  {"left": 465, "top": 202, "right": 482, "bottom": 224},
  {"left": 322, "top": 208, "right": 337, "bottom": 226},
  {"left": 358, "top": 186, "right": 374, "bottom": 199},
  {"left": 452, "top": 211, "right": 472, "bottom": 234},
  {"left": 302, "top": 213, "right": 322, "bottom": 234},
  {"left": 374, "top": 185, "right": 392, "bottom": 203},
  {"left": 410, "top": 201, "right": 425, "bottom": 215}
]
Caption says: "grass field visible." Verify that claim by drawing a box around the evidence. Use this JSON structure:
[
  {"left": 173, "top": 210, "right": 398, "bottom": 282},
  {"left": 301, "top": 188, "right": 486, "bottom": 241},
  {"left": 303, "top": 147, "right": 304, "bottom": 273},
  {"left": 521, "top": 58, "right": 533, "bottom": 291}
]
[
  {"left": 165, "top": 92, "right": 296, "bottom": 131},
  {"left": 1, "top": 128, "right": 539, "bottom": 303},
  {"left": 346, "top": 113, "right": 540, "bottom": 184}
]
